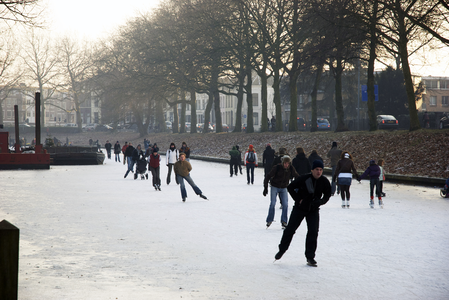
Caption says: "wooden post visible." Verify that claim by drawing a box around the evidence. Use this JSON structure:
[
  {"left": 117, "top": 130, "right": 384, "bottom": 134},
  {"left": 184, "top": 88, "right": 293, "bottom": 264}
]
[{"left": 0, "top": 220, "right": 20, "bottom": 300}]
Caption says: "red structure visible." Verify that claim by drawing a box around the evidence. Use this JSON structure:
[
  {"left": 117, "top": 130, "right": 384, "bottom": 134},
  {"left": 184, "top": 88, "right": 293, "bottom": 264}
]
[{"left": 0, "top": 92, "right": 50, "bottom": 169}]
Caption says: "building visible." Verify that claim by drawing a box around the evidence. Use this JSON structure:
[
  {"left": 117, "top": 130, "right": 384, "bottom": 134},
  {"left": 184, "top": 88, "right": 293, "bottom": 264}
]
[{"left": 419, "top": 76, "right": 449, "bottom": 113}]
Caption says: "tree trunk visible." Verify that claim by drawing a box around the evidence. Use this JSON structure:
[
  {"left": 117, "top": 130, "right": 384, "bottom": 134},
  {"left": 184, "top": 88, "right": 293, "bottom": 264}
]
[
  {"left": 204, "top": 92, "right": 213, "bottom": 133},
  {"left": 245, "top": 64, "right": 254, "bottom": 133},
  {"left": 334, "top": 56, "right": 347, "bottom": 131},
  {"left": 260, "top": 72, "right": 268, "bottom": 132},
  {"left": 190, "top": 89, "right": 197, "bottom": 134},
  {"left": 179, "top": 90, "right": 186, "bottom": 134},
  {"left": 310, "top": 62, "right": 324, "bottom": 132},
  {"left": 288, "top": 72, "right": 298, "bottom": 132},
  {"left": 273, "top": 69, "right": 282, "bottom": 132},
  {"left": 367, "top": 0, "right": 378, "bottom": 131},
  {"left": 397, "top": 15, "right": 420, "bottom": 131},
  {"left": 233, "top": 67, "right": 245, "bottom": 132}
]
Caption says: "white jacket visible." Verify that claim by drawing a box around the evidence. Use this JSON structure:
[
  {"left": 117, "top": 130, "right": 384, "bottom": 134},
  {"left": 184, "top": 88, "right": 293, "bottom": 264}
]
[{"left": 166, "top": 149, "right": 179, "bottom": 165}]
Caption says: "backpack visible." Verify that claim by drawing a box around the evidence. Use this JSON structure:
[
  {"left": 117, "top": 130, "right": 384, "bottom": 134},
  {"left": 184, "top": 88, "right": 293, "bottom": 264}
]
[{"left": 247, "top": 151, "right": 255, "bottom": 163}]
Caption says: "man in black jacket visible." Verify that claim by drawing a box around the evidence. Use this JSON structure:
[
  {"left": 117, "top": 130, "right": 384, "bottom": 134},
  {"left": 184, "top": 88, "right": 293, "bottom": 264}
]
[
  {"left": 124, "top": 143, "right": 135, "bottom": 178},
  {"left": 274, "top": 160, "right": 331, "bottom": 267},
  {"left": 263, "top": 156, "right": 299, "bottom": 229}
]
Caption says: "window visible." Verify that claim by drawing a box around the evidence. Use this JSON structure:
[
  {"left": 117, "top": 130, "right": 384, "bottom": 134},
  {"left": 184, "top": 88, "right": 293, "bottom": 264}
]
[
  {"left": 426, "top": 80, "right": 438, "bottom": 89},
  {"left": 440, "top": 81, "right": 448, "bottom": 89},
  {"left": 429, "top": 96, "right": 437, "bottom": 106},
  {"left": 252, "top": 93, "right": 259, "bottom": 106},
  {"left": 253, "top": 112, "right": 259, "bottom": 125},
  {"left": 442, "top": 96, "right": 449, "bottom": 106}
]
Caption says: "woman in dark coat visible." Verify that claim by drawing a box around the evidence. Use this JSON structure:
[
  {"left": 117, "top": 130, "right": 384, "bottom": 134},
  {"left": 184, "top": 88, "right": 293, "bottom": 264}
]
[{"left": 291, "top": 147, "right": 311, "bottom": 176}]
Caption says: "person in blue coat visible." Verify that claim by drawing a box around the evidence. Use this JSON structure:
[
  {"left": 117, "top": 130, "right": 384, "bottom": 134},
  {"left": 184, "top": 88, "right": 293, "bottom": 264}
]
[{"left": 358, "top": 159, "right": 382, "bottom": 208}]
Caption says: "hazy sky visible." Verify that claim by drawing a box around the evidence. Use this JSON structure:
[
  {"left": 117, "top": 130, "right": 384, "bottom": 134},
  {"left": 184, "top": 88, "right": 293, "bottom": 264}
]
[
  {"left": 42, "top": 0, "right": 448, "bottom": 77},
  {"left": 44, "top": 0, "right": 161, "bottom": 40}
]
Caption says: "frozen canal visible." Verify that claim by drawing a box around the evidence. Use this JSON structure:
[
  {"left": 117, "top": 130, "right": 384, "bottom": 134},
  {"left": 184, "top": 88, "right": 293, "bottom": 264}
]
[{"left": 1, "top": 157, "right": 448, "bottom": 300}]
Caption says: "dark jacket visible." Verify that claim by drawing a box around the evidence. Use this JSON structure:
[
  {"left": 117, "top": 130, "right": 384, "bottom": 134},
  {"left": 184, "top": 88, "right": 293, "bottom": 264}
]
[
  {"left": 105, "top": 142, "right": 112, "bottom": 152},
  {"left": 333, "top": 158, "right": 358, "bottom": 182},
  {"left": 292, "top": 153, "right": 311, "bottom": 175},
  {"left": 229, "top": 146, "right": 240, "bottom": 164},
  {"left": 287, "top": 173, "right": 331, "bottom": 213},
  {"left": 264, "top": 163, "right": 299, "bottom": 189},
  {"left": 114, "top": 143, "right": 121, "bottom": 154},
  {"left": 124, "top": 145, "right": 135, "bottom": 158},
  {"left": 180, "top": 146, "right": 191, "bottom": 158},
  {"left": 132, "top": 148, "right": 144, "bottom": 161},
  {"left": 327, "top": 147, "right": 342, "bottom": 167},
  {"left": 360, "top": 164, "right": 381, "bottom": 180},
  {"left": 308, "top": 153, "right": 323, "bottom": 167},
  {"left": 263, "top": 146, "right": 275, "bottom": 168}
]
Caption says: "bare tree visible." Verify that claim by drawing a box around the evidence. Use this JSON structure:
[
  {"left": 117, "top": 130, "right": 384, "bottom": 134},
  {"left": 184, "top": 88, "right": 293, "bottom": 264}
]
[
  {"left": 0, "top": 0, "right": 42, "bottom": 27},
  {"left": 0, "top": 32, "right": 22, "bottom": 124},
  {"left": 57, "top": 36, "right": 95, "bottom": 130},
  {"left": 20, "top": 29, "right": 61, "bottom": 127}
]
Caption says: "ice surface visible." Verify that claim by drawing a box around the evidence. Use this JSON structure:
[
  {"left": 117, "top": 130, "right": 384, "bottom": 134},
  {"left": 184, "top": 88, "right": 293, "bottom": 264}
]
[{"left": 1, "top": 157, "right": 448, "bottom": 299}]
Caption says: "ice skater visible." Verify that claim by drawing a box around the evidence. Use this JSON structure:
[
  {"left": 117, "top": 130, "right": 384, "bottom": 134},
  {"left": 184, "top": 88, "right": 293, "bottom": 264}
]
[
  {"left": 174, "top": 152, "right": 207, "bottom": 202},
  {"left": 274, "top": 160, "right": 331, "bottom": 267},
  {"left": 244, "top": 144, "right": 258, "bottom": 185},
  {"left": 166, "top": 142, "right": 179, "bottom": 185},
  {"left": 358, "top": 159, "right": 382, "bottom": 208},
  {"left": 263, "top": 155, "right": 299, "bottom": 229},
  {"left": 333, "top": 151, "right": 359, "bottom": 208},
  {"left": 148, "top": 148, "right": 161, "bottom": 190}
]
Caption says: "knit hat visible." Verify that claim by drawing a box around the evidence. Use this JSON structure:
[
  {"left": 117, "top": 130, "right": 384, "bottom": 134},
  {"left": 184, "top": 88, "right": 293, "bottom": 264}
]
[
  {"left": 369, "top": 159, "right": 376, "bottom": 165},
  {"left": 312, "top": 160, "right": 324, "bottom": 170},
  {"left": 282, "top": 155, "right": 291, "bottom": 164},
  {"left": 332, "top": 141, "right": 337, "bottom": 147}
]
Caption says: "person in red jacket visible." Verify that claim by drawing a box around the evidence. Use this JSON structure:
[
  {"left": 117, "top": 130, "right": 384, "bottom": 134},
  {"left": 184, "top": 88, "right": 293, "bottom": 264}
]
[{"left": 148, "top": 148, "right": 162, "bottom": 191}]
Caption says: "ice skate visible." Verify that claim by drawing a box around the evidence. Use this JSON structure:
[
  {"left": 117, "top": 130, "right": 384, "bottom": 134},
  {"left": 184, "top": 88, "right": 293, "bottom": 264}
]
[
  {"left": 281, "top": 222, "right": 287, "bottom": 229},
  {"left": 369, "top": 197, "right": 374, "bottom": 209},
  {"left": 346, "top": 200, "right": 350, "bottom": 208},
  {"left": 378, "top": 198, "right": 384, "bottom": 209},
  {"left": 307, "top": 258, "right": 317, "bottom": 267},
  {"left": 341, "top": 200, "right": 346, "bottom": 208}
]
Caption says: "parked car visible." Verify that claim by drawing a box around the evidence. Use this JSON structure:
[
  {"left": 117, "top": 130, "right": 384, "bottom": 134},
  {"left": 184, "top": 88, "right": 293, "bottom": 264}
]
[
  {"left": 83, "top": 123, "right": 98, "bottom": 131},
  {"left": 222, "top": 124, "right": 229, "bottom": 132},
  {"left": 439, "top": 113, "right": 449, "bottom": 129},
  {"left": 64, "top": 123, "right": 77, "bottom": 127},
  {"left": 316, "top": 118, "right": 331, "bottom": 130},
  {"left": 297, "top": 117, "right": 307, "bottom": 131},
  {"left": 95, "top": 124, "right": 113, "bottom": 132},
  {"left": 377, "top": 115, "right": 398, "bottom": 129}
]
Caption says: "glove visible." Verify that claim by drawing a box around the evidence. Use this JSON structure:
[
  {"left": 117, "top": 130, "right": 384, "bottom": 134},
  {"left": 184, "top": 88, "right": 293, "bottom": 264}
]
[{"left": 263, "top": 188, "right": 268, "bottom": 196}]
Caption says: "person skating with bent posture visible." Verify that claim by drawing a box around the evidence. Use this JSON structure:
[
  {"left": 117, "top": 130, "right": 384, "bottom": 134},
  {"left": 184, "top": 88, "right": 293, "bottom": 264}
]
[
  {"left": 174, "top": 152, "right": 207, "bottom": 202},
  {"left": 274, "top": 160, "right": 331, "bottom": 267}
]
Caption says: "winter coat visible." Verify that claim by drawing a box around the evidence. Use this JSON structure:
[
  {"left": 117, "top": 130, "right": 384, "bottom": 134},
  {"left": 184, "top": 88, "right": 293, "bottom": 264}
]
[
  {"left": 308, "top": 153, "right": 323, "bottom": 167},
  {"left": 132, "top": 148, "right": 144, "bottom": 161},
  {"left": 166, "top": 148, "right": 179, "bottom": 165},
  {"left": 333, "top": 158, "right": 358, "bottom": 182},
  {"left": 292, "top": 153, "right": 311, "bottom": 176},
  {"left": 174, "top": 160, "right": 192, "bottom": 177},
  {"left": 263, "top": 146, "right": 276, "bottom": 168},
  {"left": 360, "top": 164, "right": 381, "bottom": 180},
  {"left": 287, "top": 173, "right": 331, "bottom": 213},
  {"left": 180, "top": 146, "right": 191, "bottom": 158},
  {"left": 148, "top": 153, "right": 161, "bottom": 168},
  {"left": 327, "top": 147, "right": 343, "bottom": 167},
  {"left": 114, "top": 143, "right": 121, "bottom": 154},
  {"left": 121, "top": 144, "right": 128, "bottom": 154},
  {"left": 124, "top": 145, "right": 135, "bottom": 158},
  {"left": 105, "top": 142, "right": 112, "bottom": 152},
  {"left": 244, "top": 150, "right": 258, "bottom": 166},
  {"left": 264, "top": 163, "right": 299, "bottom": 189},
  {"left": 229, "top": 146, "right": 240, "bottom": 164}
]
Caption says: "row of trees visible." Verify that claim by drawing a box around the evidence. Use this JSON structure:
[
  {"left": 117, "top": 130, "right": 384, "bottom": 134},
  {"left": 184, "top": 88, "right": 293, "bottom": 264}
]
[{"left": 1, "top": 0, "right": 449, "bottom": 136}]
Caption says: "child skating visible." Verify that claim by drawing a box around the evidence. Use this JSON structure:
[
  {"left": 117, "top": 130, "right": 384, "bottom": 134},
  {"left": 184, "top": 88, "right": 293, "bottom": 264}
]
[{"left": 358, "top": 159, "right": 383, "bottom": 208}]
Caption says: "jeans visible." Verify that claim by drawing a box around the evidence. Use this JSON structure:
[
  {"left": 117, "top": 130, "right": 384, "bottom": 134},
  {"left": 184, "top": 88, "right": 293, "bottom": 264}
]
[
  {"left": 124, "top": 157, "right": 135, "bottom": 177},
  {"left": 246, "top": 163, "right": 255, "bottom": 184},
  {"left": 115, "top": 153, "right": 120, "bottom": 162},
  {"left": 176, "top": 174, "right": 202, "bottom": 199},
  {"left": 278, "top": 206, "right": 320, "bottom": 259},
  {"left": 266, "top": 186, "right": 288, "bottom": 224},
  {"left": 150, "top": 166, "right": 161, "bottom": 186}
]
